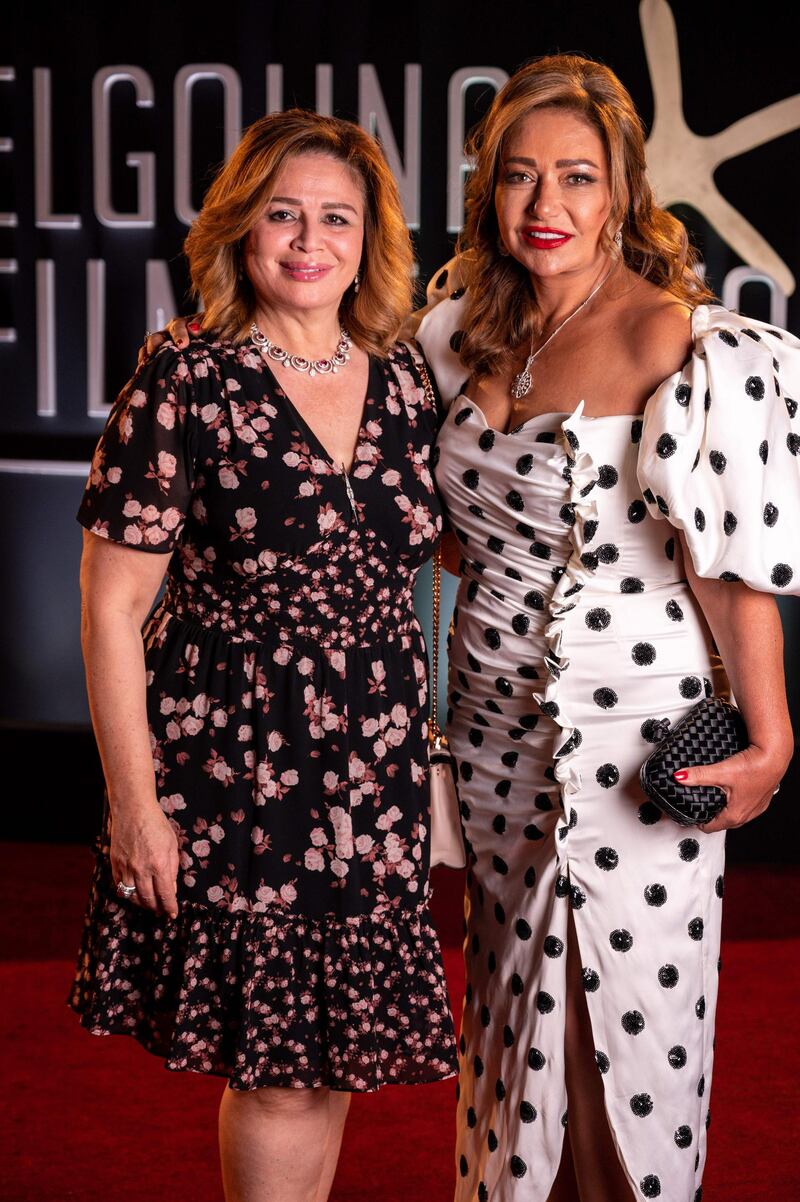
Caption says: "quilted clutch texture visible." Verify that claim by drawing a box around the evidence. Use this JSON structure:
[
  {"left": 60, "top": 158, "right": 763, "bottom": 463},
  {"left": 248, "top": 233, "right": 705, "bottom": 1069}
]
[{"left": 640, "top": 698, "right": 748, "bottom": 826}]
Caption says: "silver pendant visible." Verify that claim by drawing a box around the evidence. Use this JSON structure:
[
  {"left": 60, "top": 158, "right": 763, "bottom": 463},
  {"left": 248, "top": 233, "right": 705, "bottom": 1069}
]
[{"left": 511, "top": 356, "right": 534, "bottom": 400}]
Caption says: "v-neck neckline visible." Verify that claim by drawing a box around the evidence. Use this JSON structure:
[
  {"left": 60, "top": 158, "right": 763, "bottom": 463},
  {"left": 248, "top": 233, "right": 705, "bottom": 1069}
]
[{"left": 262, "top": 354, "right": 379, "bottom": 477}]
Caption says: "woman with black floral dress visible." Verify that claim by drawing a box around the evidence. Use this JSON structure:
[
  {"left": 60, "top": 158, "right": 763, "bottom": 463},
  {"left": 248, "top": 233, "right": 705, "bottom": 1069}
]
[{"left": 70, "top": 111, "right": 457, "bottom": 1202}]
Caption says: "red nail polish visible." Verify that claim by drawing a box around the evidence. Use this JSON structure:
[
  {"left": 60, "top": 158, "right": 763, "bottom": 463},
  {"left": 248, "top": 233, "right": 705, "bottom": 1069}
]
[
  {"left": 673, "top": 770, "right": 689, "bottom": 782},
  {"left": 188, "top": 321, "right": 201, "bottom": 333}
]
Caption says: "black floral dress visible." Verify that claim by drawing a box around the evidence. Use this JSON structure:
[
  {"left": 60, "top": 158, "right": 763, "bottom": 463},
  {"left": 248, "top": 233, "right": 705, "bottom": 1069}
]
[{"left": 69, "top": 333, "right": 458, "bottom": 1092}]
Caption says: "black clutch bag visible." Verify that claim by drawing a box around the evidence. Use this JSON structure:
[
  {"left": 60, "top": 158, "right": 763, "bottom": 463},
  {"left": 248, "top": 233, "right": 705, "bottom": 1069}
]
[{"left": 639, "top": 698, "right": 748, "bottom": 826}]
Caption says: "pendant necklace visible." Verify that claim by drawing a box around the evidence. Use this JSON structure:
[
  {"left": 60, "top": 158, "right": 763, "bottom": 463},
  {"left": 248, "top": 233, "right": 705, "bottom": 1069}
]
[
  {"left": 250, "top": 322, "right": 352, "bottom": 378},
  {"left": 511, "top": 265, "right": 614, "bottom": 401}
]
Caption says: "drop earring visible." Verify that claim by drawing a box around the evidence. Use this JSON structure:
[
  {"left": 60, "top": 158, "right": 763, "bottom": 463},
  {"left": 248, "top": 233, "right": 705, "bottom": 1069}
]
[
  {"left": 353, "top": 272, "right": 360, "bottom": 294},
  {"left": 614, "top": 227, "right": 624, "bottom": 251}
]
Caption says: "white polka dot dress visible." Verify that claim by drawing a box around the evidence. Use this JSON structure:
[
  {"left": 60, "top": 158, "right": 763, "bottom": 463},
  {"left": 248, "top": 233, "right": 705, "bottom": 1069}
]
[{"left": 415, "top": 270, "right": 800, "bottom": 1202}]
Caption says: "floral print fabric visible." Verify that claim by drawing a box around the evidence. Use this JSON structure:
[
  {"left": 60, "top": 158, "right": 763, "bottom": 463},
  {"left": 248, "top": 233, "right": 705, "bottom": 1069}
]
[{"left": 69, "top": 335, "right": 458, "bottom": 1091}]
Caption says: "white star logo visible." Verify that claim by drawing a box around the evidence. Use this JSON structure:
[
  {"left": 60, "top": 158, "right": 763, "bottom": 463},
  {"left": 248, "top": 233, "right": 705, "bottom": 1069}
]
[{"left": 642, "top": 0, "right": 800, "bottom": 295}]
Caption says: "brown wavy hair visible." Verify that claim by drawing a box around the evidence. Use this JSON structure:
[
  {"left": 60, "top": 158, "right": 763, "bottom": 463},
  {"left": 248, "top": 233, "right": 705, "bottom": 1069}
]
[
  {"left": 456, "top": 54, "right": 714, "bottom": 377},
  {"left": 184, "top": 110, "right": 414, "bottom": 354}
]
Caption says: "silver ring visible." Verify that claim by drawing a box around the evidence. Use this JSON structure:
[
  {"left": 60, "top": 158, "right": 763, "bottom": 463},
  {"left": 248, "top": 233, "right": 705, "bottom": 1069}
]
[{"left": 116, "top": 880, "right": 137, "bottom": 898}]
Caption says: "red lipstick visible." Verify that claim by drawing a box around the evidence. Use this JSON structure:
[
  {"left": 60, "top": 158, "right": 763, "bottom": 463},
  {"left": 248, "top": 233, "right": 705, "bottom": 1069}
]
[{"left": 522, "top": 226, "right": 573, "bottom": 250}]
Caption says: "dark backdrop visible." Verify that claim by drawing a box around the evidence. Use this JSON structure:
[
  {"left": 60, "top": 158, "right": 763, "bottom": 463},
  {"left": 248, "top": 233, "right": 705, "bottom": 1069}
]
[{"left": 2, "top": 0, "right": 799, "bottom": 857}]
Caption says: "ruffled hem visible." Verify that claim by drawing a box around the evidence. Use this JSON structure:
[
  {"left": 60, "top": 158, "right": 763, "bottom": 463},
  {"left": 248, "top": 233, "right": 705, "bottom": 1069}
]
[
  {"left": 532, "top": 402, "right": 598, "bottom": 803},
  {"left": 68, "top": 855, "right": 458, "bottom": 1092}
]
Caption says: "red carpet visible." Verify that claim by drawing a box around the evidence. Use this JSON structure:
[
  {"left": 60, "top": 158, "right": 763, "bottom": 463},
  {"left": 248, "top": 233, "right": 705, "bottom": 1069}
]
[{"left": 2, "top": 845, "right": 798, "bottom": 1202}]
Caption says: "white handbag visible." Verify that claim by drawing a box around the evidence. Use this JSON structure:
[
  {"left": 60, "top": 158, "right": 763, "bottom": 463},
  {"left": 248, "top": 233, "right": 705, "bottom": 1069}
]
[
  {"left": 415, "top": 347, "right": 467, "bottom": 871},
  {"left": 427, "top": 542, "right": 467, "bottom": 869}
]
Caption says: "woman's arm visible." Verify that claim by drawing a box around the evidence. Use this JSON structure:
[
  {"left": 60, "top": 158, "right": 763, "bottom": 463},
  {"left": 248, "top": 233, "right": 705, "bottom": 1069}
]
[
  {"left": 80, "top": 531, "right": 180, "bottom": 916},
  {"left": 674, "top": 530, "right": 794, "bottom": 832}
]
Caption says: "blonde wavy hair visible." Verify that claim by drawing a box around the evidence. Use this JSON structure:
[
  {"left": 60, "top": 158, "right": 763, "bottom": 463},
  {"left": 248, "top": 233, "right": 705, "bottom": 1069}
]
[
  {"left": 457, "top": 54, "right": 714, "bottom": 377},
  {"left": 184, "top": 110, "right": 414, "bottom": 355}
]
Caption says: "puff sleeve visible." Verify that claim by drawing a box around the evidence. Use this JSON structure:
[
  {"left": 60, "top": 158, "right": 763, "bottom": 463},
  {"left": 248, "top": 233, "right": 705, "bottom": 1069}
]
[
  {"left": 403, "top": 255, "right": 470, "bottom": 409},
  {"left": 638, "top": 304, "right": 800, "bottom": 593},
  {"left": 77, "top": 345, "right": 199, "bottom": 553}
]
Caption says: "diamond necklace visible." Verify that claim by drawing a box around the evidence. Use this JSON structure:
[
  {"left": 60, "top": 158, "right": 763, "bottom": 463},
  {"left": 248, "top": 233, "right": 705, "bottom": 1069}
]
[
  {"left": 510, "top": 265, "right": 614, "bottom": 400},
  {"left": 249, "top": 322, "right": 352, "bottom": 378}
]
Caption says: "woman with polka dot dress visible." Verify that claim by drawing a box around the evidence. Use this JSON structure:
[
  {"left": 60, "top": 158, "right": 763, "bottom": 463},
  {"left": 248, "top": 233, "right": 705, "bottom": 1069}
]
[{"left": 409, "top": 55, "right": 798, "bottom": 1202}]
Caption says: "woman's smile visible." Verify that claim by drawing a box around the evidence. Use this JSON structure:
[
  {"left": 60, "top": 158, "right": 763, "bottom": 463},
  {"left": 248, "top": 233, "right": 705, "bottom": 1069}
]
[
  {"left": 278, "top": 260, "right": 335, "bottom": 282},
  {"left": 520, "top": 225, "right": 574, "bottom": 250}
]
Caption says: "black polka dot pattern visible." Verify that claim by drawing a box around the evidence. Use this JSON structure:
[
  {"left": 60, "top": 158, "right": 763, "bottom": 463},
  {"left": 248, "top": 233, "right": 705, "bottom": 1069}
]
[
  {"left": 668, "top": 1045, "right": 688, "bottom": 1069},
  {"left": 527, "top": 1047, "right": 546, "bottom": 1071},
  {"left": 423, "top": 306, "right": 798, "bottom": 1202},
  {"left": 631, "top": 1092, "right": 654, "bottom": 1117},
  {"left": 596, "top": 763, "right": 620, "bottom": 788},
  {"left": 644, "top": 884, "right": 667, "bottom": 907},
  {"left": 610, "top": 929, "right": 633, "bottom": 952},
  {"left": 585, "top": 608, "right": 611, "bottom": 631},
  {"left": 510, "top": 1155, "right": 527, "bottom": 1178},
  {"left": 658, "top": 964, "right": 679, "bottom": 988},
  {"left": 675, "top": 1125, "right": 693, "bottom": 1149},
  {"left": 679, "top": 838, "right": 699, "bottom": 862},
  {"left": 632, "top": 642, "right": 656, "bottom": 666},
  {"left": 622, "top": 1010, "right": 645, "bottom": 1035},
  {"left": 582, "top": 967, "right": 600, "bottom": 992}
]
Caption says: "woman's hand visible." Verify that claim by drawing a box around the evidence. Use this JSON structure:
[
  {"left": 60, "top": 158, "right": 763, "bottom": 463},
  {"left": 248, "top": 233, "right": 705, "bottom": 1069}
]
[
  {"left": 110, "top": 803, "right": 180, "bottom": 918},
  {"left": 81, "top": 533, "right": 180, "bottom": 920},
  {"left": 137, "top": 316, "right": 200, "bottom": 367},
  {"left": 676, "top": 529, "right": 793, "bottom": 835},
  {"left": 673, "top": 740, "right": 791, "bottom": 833}
]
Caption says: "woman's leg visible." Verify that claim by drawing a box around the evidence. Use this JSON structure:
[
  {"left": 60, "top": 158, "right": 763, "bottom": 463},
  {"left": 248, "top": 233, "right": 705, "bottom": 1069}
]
[
  {"left": 546, "top": 1128, "right": 581, "bottom": 1202},
  {"left": 561, "top": 906, "right": 636, "bottom": 1202},
  {"left": 218, "top": 1084, "right": 350, "bottom": 1202},
  {"left": 314, "top": 1092, "right": 351, "bottom": 1202}
]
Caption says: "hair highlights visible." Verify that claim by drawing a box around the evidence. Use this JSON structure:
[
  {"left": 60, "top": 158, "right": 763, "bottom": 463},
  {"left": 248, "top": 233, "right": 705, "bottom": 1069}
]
[
  {"left": 456, "top": 54, "right": 713, "bottom": 377},
  {"left": 184, "top": 110, "right": 414, "bottom": 355}
]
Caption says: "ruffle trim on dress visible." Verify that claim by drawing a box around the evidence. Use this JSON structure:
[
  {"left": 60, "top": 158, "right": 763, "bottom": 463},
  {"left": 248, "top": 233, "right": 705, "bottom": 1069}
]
[
  {"left": 68, "top": 855, "right": 458, "bottom": 1092},
  {"left": 532, "top": 402, "right": 599, "bottom": 804}
]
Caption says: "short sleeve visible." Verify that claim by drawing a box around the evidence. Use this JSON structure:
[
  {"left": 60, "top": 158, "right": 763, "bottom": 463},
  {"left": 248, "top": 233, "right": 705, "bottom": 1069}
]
[
  {"left": 402, "top": 255, "right": 470, "bottom": 409},
  {"left": 77, "top": 345, "right": 198, "bottom": 553},
  {"left": 396, "top": 339, "right": 445, "bottom": 424},
  {"left": 638, "top": 304, "right": 800, "bottom": 594}
]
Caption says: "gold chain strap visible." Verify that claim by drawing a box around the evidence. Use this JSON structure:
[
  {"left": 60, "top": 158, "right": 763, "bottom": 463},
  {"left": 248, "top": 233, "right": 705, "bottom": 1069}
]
[
  {"left": 412, "top": 348, "right": 445, "bottom": 746},
  {"left": 430, "top": 543, "right": 442, "bottom": 741}
]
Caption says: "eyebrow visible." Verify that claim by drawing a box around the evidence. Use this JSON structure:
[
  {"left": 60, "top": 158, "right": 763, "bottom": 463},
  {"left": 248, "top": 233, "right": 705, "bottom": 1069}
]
[
  {"left": 504, "top": 156, "right": 601, "bottom": 170},
  {"left": 268, "top": 195, "right": 360, "bottom": 213}
]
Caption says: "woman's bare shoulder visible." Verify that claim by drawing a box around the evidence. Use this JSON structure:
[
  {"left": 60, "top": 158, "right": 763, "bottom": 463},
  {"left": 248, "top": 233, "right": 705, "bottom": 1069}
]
[{"left": 619, "top": 278, "right": 695, "bottom": 382}]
